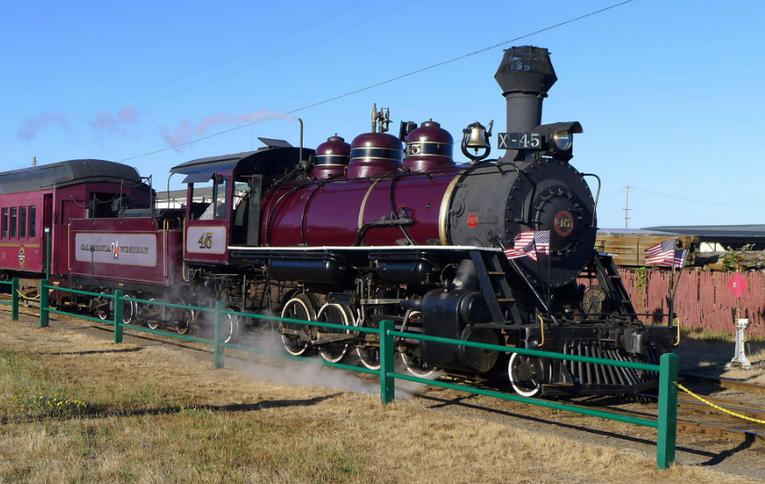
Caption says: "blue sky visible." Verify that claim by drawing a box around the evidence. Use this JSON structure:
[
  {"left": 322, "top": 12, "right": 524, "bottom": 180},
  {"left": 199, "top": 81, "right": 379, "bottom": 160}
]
[{"left": 2, "top": 0, "right": 763, "bottom": 228}]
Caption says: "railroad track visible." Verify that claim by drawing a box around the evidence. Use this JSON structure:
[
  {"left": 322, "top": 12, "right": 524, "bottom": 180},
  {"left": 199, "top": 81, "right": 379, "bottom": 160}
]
[{"left": 680, "top": 371, "right": 765, "bottom": 396}]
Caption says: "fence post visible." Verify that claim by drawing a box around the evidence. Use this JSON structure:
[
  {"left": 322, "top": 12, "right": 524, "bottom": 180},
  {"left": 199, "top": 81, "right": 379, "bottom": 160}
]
[
  {"left": 656, "top": 352, "right": 678, "bottom": 469},
  {"left": 11, "top": 277, "right": 19, "bottom": 321},
  {"left": 213, "top": 301, "right": 224, "bottom": 369},
  {"left": 113, "top": 290, "right": 124, "bottom": 344},
  {"left": 379, "top": 319, "right": 395, "bottom": 405},
  {"left": 39, "top": 279, "right": 49, "bottom": 328}
]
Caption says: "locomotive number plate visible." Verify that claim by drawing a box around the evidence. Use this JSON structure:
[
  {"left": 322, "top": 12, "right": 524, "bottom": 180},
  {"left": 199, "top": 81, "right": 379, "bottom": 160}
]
[
  {"left": 186, "top": 226, "right": 227, "bottom": 255},
  {"left": 498, "top": 132, "right": 543, "bottom": 150}
]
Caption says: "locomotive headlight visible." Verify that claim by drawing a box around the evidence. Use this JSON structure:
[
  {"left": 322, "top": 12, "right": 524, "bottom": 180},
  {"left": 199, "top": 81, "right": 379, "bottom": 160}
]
[
  {"left": 552, "top": 131, "right": 573, "bottom": 151},
  {"left": 533, "top": 122, "right": 582, "bottom": 162}
]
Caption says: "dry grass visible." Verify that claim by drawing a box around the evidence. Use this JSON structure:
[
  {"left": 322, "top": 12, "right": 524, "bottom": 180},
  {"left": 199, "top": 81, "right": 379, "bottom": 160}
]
[{"left": 0, "top": 318, "right": 755, "bottom": 483}]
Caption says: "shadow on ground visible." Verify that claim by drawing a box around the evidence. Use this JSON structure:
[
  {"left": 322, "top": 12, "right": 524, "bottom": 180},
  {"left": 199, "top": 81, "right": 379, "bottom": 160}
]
[{"left": 422, "top": 393, "right": 757, "bottom": 466}]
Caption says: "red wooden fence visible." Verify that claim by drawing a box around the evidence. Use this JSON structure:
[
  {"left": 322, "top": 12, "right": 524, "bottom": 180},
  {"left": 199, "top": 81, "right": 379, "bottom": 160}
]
[{"left": 617, "top": 270, "right": 765, "bottom": 337}]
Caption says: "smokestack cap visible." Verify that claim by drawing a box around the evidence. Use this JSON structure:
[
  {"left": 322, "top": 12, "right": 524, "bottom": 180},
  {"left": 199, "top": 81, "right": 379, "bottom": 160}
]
[{"left": 495, "top": 46, "right": 557, "bottom": 95}]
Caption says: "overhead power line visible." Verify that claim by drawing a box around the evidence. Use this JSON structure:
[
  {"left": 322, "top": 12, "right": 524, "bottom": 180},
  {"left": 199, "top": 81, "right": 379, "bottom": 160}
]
[
  {"left": 120, "top": 0, "right": 636, "bottom": 162},
  {"left": 632, "top": 186, "right": 765, "bottom": 207}
]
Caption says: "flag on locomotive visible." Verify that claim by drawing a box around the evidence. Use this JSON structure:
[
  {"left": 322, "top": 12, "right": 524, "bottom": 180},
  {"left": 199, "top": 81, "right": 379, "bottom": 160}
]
[
  {"left": 503, "top": 230, "right": 550, "bottom": 261},
  {"left": 645, "top": 239, "right": 688, "bottom": 268}
]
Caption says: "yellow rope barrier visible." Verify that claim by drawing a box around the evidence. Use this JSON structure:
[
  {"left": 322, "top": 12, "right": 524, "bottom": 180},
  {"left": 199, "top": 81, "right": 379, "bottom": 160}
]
[
  {"left": 16, "top": 289, "right": 40, "bottom": 302},
  {"left": 676, "top": 383, "right": 765, "bottom": 425}
]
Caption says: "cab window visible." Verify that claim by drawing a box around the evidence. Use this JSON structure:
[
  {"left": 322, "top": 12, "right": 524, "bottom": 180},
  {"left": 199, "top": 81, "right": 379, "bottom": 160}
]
[
  {"left": 189, "top": 180, "right": 213, "bottom": 220},
  {"left": 196, "top": 176, "right": 228, "bottom": 220},
  {"left": 213, "top": 177, "right": 228, "bottom": 220},
  {"left": 1, "top": 208, "right": 7, "bottom": 238}
]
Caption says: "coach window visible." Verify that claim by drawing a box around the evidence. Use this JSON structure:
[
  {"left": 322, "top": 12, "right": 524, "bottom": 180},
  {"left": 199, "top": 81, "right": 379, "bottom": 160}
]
[
  {"left": 1, "top": 208, "right": 7, "bottom": 238},
  {"left": 10, "top": 208, "right": 17, "bottom": 238},
  {"left": 29, "top": 206, "right": 36, "bottom": 237},
  {"left": 19, "top": 207, "right": 26, "bottom": 238}
]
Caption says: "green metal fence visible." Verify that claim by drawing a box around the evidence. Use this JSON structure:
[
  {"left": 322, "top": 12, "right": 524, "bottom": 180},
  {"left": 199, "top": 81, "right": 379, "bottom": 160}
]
[
  {"left": 0, "top": 278, "right": 19, "bottom": 321},
  {"left": 26, "top": 280, "right": 679, "bottom": 469}
]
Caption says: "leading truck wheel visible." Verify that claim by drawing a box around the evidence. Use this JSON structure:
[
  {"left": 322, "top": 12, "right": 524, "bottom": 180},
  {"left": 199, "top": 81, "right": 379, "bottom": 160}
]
[
  {"left": 280, "top": 295, "right": 315, "bottom": 356},
  {"left": 508, "top": 353, "right": 544, "bottom": 397},
  {"left": 316, "top": 303, "right": 353, "bottom": 363}
]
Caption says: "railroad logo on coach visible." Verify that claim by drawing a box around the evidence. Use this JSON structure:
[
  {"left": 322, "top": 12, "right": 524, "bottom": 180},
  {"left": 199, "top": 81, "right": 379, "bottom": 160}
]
[
  {"left": 553, "top": 210, "right": 574, "bottom": 237},
  {"left": 18, "top": 247, "right": 25, "bottom": 267},
  {"left": 111, "top": 241, "right": 121, "bottom": 259}
]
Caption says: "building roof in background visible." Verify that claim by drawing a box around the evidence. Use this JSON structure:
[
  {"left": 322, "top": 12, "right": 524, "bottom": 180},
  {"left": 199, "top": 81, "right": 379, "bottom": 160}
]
[{"left": 643, "top": 225, "right": 765, "bottom": 239}]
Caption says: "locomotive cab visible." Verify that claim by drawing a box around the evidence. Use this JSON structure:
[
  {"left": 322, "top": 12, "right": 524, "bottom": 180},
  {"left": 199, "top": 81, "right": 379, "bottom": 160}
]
[{"left": 170, "top": 144, "right": 312, "bottom": 266}]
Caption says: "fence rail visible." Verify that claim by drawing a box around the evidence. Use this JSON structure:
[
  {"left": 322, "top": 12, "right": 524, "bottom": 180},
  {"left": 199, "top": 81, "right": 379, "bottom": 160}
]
[{"left": 1, "top": 279, "right": 678, "bottom": 469}]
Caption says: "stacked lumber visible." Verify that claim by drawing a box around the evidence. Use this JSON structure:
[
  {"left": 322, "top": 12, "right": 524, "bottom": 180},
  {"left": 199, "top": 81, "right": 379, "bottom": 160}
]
[
  {"left": 595, "top": 232, "right": 698, "bottom": 267},
  {"left": 701, "top": 251, "right": 765, "bottom": 271}
]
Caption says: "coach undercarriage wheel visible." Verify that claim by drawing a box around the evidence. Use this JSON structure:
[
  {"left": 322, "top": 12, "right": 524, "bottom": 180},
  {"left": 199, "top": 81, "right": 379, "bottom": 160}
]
[
  {"left": 145, "top": 298, "right": 161, "bottom": 330},
  {"left": 316, "top": 303, "right": 353, "bottom": 363},
  {"left": 398, "top": 310, "right": 436, "bottom": 378},
  {"left": 96, "top": 292, "right": 111, "bottom": 321},
  {"left": 120, "top": 293, "right": 136, "bottom": 325},
  {"left": 508, "top": 353, "right": 545, "bottom": 397},
  {"left": 280, "top": 295, "right": 315, "bottom": 356}
]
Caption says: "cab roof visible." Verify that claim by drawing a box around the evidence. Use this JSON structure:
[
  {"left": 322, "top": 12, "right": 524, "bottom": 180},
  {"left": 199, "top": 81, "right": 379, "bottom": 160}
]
[{"left": 170, "top": 146, "right": 312, "bottom": 184}]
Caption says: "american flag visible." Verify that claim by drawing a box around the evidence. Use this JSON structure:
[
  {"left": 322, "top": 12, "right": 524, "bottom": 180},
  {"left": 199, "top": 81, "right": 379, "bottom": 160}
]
[
  {"left": 504, "top": 230, "right": 550, "bottom": 261},
  {"left": 645, "top": 240, "right": 687, "bottom": 268},
  {"left": 673, "top": 248, "right": 689, "bottom": 268}
]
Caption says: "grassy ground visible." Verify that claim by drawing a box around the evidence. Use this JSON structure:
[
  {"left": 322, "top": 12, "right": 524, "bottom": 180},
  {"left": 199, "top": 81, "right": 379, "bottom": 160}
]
[{"left": 0, "top": 319, "right": 755, "bottom": 483}]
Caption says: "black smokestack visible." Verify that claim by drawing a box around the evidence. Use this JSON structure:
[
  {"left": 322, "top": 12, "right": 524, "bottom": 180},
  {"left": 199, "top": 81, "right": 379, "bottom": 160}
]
[{"left": 495, "top": 46, "right": 557, "bottom": 159}]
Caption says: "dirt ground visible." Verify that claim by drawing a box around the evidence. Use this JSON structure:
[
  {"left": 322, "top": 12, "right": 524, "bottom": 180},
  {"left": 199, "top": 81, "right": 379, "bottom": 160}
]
[
  {"left": 676, "top": 337, "right": 765, "bottom": 384},
  {"left": 0, "top": 311, "right": 762, "bottom": 483}
]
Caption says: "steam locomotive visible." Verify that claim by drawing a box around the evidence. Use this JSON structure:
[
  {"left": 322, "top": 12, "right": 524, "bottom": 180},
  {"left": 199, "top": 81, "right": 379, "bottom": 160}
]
[{"left": 0, "top": 46, "right": 676, "bottom": 396}]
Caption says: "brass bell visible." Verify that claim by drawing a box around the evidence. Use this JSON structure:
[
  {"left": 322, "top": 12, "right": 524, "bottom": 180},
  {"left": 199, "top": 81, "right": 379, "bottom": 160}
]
[{"left": 461, "top": 120, "right": 493, "bottom": 162}]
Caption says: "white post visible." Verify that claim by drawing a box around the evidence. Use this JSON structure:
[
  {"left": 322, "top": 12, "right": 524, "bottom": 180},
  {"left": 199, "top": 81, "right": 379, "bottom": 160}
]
[{"left": 725, "top": 318, "right": 752, "bottom": 370}]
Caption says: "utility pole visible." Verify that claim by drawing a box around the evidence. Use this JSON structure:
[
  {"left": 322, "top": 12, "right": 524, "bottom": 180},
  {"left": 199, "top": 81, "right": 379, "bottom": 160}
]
[
  {"left": 623, "top": 185, "right": 632, "bottom": 229},
  {"left": 32, "top": 156, "right": 37, "bottom": 167}
]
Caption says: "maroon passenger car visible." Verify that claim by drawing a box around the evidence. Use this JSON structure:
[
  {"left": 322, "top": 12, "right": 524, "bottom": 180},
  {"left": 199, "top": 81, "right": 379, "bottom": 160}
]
[{"left": 0, "top": 159, "right": 150, "bottom": 279}]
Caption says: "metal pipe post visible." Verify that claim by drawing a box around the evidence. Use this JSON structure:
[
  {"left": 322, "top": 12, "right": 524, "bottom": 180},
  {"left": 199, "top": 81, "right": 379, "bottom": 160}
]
[
  {"left": 44, "top": 228, "right": 51, "bottom": 280},
  {"left": 11, "top": 277, "right": 19, "bottom": 321},
  {"left": 379, "top": 319, "right": 395, "bottom": 404},
  {"left": 656, "top": 352, "right": 678, "bottom": 469},
  {"left": 213, "top": 301, "right": 224, "bottom": 369},
  {"left": 113, "top": 290, "right": 124, "bottom": 344},
  {"left": 39, "top": 279, "right": 49, "bottom": 328}
]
